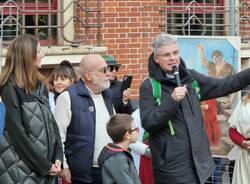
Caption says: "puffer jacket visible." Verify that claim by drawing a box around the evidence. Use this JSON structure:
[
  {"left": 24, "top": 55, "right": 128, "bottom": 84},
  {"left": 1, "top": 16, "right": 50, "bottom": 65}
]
[
  {"left": 139, "top": 54, "right": 250, "bottom": 184},
  {"left": 0, "top": 82, "right": 63, "bottom": 184}
]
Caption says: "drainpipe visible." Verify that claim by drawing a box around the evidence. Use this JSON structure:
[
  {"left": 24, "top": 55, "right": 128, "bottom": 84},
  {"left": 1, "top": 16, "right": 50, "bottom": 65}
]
[{"left": 229, "top": 0, "right": 236, "bottom": 36}]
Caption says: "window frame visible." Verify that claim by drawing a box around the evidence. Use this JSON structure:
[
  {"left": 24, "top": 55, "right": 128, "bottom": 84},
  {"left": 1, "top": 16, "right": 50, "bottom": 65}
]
[
  {"left": 0, "top": 0, "right": 58, "bottom": 45},
  {"left": 164, "top": 0, "right": 225, "bottom": 36}
]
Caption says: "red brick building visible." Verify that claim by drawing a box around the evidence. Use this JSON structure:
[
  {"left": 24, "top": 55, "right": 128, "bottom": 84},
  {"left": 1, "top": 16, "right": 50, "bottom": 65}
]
[
  {"left": 80, "top": 0, "right": 250, "bottom": 98},
  {"left": 1, "top": 0, "right": 250, "bottom": 99}
]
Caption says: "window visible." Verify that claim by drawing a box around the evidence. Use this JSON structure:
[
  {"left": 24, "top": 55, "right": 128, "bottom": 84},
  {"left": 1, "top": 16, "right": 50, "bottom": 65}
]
[
  {"left": 1, "top": 0, "right": 102, "bottom": 46},
  {"left": 163, "top": 0, "right": 225, "bottom": 36},
  {"left": 0, "top": 0, "right": 57, "bottom": 45}
]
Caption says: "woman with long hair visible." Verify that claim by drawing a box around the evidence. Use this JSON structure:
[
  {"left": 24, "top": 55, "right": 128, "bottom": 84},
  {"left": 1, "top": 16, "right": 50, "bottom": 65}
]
[{"left": 0, "top": 34, "right": 63, "bottom": 184}]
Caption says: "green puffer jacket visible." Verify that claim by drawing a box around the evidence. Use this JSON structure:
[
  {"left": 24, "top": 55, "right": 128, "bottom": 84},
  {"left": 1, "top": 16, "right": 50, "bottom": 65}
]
[{"left": 0, "top": 82, "right": 63, "bottom": 184}]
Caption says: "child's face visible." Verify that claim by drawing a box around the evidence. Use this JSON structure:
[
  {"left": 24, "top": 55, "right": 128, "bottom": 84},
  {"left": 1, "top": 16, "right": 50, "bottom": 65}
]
[
  {"left": 54, "top": 75, "right": 74, "bottom": 94},
  {"left": 128, "top": 120, "right": 139, "bottom": 143}
]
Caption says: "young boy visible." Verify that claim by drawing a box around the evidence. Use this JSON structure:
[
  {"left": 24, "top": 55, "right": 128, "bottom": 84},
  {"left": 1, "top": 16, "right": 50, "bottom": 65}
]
[{"left": 98, "top": 113, "right": 141, "bottom": 184}]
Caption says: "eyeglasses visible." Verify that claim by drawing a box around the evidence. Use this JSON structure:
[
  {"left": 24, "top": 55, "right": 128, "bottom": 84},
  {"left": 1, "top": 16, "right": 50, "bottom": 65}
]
[
  {"left": 128, "top": 127, "right": 139, "bottom": 133},
  {"left": 97, "top": 66, "right": 111, "bottom": 74},
  {"left": 107, "top": 65, "right": 119, "bottom": 72},
  {"left": 157, "top": 50, "right": 179, "bottom": 59}
]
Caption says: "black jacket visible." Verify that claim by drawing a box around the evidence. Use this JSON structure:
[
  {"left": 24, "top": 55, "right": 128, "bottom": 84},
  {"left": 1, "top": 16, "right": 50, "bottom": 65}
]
[
  {"left": 139, "top": 54, "right": 250, "bottom": 184},
  {"left": 0, "top": 82, "right": 63, "bottom": 184},
  {"left": 98, "top": 143, "right": 140, "bottom": 184},
  {"left": 110, "top": 79, "right": 133, "bottom": 114}
]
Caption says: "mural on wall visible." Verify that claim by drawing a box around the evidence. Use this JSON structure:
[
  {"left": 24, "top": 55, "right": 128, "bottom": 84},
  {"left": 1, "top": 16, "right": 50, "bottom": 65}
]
[{"left": 177, "top": 36, "right": 241, "bottom": 156}]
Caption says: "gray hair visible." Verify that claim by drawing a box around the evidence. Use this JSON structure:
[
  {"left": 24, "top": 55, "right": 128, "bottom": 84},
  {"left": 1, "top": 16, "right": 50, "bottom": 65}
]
[{"left": 153, "top": 33, "right": 178, "bottom": 56}]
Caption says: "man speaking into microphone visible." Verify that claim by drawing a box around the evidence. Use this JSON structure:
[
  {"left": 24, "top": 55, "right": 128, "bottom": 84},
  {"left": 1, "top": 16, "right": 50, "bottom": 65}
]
[{"left": 139, "top": 33, "right": 250, "bottom": 184}]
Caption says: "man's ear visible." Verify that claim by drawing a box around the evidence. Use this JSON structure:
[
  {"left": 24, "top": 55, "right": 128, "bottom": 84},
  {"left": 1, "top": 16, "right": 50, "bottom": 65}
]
[
  {"left": 85, "top": 72, "right": 93, "bottom": 82},
  {"left": 154, "top": 56, "right": 159, "bottom": 64},
  {"left": 124, "top": 131, "right": 130, "bottom": 139}
]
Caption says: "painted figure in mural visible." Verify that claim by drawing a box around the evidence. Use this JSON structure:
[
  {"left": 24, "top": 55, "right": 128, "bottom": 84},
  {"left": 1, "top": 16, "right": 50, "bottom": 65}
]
[
  {"left": 198, "top": 44, "right": 235, "bottom": 183},
  {"left": 198, "top": 46, "right": 233, "bottom": 78},
  {"left": 197, "top": 44, "right": 235, "bottom": 143},
  {"left": 139, "top": 33, "right": 250, "bottom": 184}
]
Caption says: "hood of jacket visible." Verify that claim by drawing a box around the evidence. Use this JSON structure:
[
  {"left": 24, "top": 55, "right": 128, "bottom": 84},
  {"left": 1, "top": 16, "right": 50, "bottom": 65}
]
[
  {"left": 98, "top": 143, "right": 132, "bottom": 167},
  {"left": 148, "top": 53, "right": 191, "bottom": 86}
]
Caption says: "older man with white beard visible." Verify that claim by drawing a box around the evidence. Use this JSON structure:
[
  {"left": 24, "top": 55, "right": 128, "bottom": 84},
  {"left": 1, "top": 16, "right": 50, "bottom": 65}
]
[{"left": 54, "top": 54, "right": 115, "bottom": 184}]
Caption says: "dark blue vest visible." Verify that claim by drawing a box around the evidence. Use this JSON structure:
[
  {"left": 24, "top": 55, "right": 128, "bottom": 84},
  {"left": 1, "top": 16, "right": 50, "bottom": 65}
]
[{"left": 65, "top": 79, "right": 114, "bottom": 183}]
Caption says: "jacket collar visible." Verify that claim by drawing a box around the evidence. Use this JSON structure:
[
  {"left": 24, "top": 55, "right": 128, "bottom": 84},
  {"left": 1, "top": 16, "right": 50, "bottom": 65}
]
[
  {"left": 75, "top": 79, "right": 114, "bottom": 116},
  {"left": 75, "top": 79, "right": 112, "bottom": 97},
  {"left": 148, "top": 53, "right": 191, "bottom": 86}
]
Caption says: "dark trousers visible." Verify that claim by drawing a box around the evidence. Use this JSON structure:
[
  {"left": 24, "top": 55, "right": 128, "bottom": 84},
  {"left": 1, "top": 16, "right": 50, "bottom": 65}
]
[
  {"left": 229, "top": 160, "right": 235, "bottom": 183},
  {"left": 72, "top": 167, "right": 102, "bottom": 184}
]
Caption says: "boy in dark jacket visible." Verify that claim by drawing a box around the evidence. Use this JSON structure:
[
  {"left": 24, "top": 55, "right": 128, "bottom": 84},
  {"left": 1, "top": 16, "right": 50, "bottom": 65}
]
[{"left": 98, "top": 114, "right": 141, "bottom": 184}]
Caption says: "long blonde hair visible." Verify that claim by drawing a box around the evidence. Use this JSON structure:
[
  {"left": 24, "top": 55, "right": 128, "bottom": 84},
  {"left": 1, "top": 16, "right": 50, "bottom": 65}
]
[{"left": 0, "top": 34, "right": 42, "bottom": 93}]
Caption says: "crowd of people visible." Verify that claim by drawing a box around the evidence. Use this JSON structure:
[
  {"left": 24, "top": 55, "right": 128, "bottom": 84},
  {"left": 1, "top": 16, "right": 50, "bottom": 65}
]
[{"left": 0, "top": 33, "right": 249, "bottom": 184}]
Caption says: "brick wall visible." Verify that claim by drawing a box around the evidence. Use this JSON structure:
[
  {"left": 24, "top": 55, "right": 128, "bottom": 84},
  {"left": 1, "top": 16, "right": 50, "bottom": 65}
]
[
  {"left": 76, "top": 0, "right": 166, "bottom": 99},
  {"left": 76, "top": 0, "right": 250, "bottom": 98},
  {"left": 239, "top": 0, "right": 250, "bottom": 39}
]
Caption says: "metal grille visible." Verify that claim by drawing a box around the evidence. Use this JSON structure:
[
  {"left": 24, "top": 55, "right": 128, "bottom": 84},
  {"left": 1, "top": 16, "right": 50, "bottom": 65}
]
[
  {"left": 205, "top": 157, "right": 234, "bottom": 184},
  {"left": 0, "top": 0, "right": 101, "bottom": 46},
  {"left": 238, "top": 1, "right": 250, "bottom": 41},
  {"left": 158, "top": 0, "right": 250, "bottom": 41}
]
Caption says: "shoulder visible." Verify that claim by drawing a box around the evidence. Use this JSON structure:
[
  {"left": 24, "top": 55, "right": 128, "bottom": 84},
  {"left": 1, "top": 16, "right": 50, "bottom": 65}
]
[
  {"left": 57, "top": 91, "right": 70, "bottom": 103},
  {"left": 103, "top": 152, "right": 129, "bottom": 167},
  {"left": 49, "top": 91, "right": 55, "bottom": 99},
  {"left": 207, "top": 61, "right": 216, "bottom": 67},
  {"left": 1, "top": 84, "right": 19, "bottom": 108},
  {"left": 140, "top": 77, "right": 152, "bottom": 90},
  {"left": 68, "top": 82, "right": 79, "bottom": 93},
  {"left": 40, "top": 82, "right": 49, "bottom": 95},
  {"left": 110, "top": 80, "right": 122, "bottom": 87},
  {"left": 102, "top": 88, "right": 113, "bottom": 99},
  {"left": 224, "top": 63, "right": 233, "bottom": 71},
  {"left": 188, "top": 69, "right": 207, "bottom": 80}
]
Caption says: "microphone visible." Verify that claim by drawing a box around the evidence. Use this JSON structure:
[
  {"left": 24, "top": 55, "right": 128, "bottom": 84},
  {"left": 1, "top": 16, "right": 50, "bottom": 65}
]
[{"left": 172, "top": 65, "right": 181, "bottom": 87}]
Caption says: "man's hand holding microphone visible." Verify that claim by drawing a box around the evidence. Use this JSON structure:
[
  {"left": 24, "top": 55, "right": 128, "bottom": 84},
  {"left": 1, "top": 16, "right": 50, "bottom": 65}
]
[{"left": 171, "top": 65, "right": 187, "bottom": 101}]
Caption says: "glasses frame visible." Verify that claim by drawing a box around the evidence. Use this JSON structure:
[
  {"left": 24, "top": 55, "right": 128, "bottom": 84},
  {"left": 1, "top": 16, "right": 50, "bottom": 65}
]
[
  {"left": 107, "top": 65, "right": 119, "bottom": 72},
  {"left": 157, "top": 50, "right": 179, "bottom": 60},
  {"left": 94, "top": 66, "right": 111, "bottom": 74},
  {"left": 128, "top": 127, "right": 139, "bottom": 133}
]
